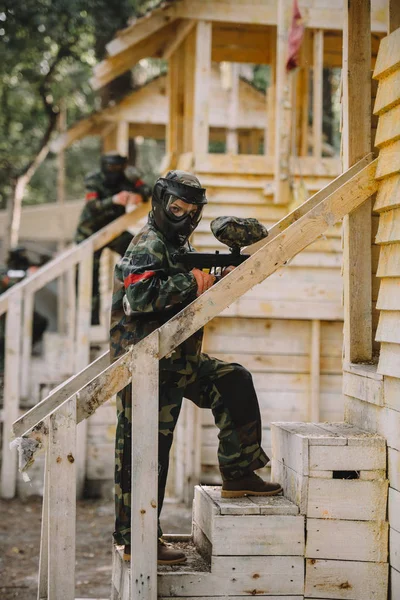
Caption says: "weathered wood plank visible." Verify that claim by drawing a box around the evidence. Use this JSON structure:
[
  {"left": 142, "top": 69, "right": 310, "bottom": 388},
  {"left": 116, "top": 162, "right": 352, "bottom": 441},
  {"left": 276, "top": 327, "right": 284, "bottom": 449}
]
[
  {"left": 389, "top": 486, "right": 400, "bottom": 533},
  {"left": 344, "top": 396, "right": 400, "bottom": 452},
  {"left": 130, "top": 331, "right": 159, "bottom": 600},
  {"left": 390, "top": 525, "right": 400, "bottom": 572},
  {"left": 376, "top": 207, "right": 400, "bottom": 243},
  {"left": 375, "top": 104, "right": 400, "bottom": 148},
  {"left": 309, "top": 443, "right": 386, "bottom": 471},
  {"left": 307, "top": 477, "right": 388, "bottom": 521},
  {"left": 1, "top": 289, "right": 22, "bottom": 498},
  {"left": 376, "top": 139, "right": 400, "bottom": 179},
  {"left": 376, "top": 311, "right": 400, "bottom": 344},
  {"left": 306, "top": 518, "right": 388, "bottom": 562},
  {"left": 377, "top": 243, "right": 400, "bottom": 276},
  {"left": 374, "top": 69, "right": 400, "bottom": 115},
  {"left": 374, "top": 27, "right": 400, "bottom": 80},
  {"left": 313, "top": 30, "right": 324, "bottom": 159},
  {"left": 378, "top": 343, "right": 400, "bottom": 378},
  {"left": 193, "top": 21, "right": 211, "bottom": 156},
  {"left": 342, "top": 370, "right": 384, "bottom": 406},
  {"left": 391, "top": 567, "right": 400, "bottom": 600},
  {"left": 47, "top": 397, "right": 76, "bottom": 600},
  {"left": 305, "top": 559, "right": 388, "bottom": 599},
  {"left": 374, "top": 174, "right": 400, "bottom": 212},
  {"left": 377, "top": 279, "right": 400, "bottom": 310},
  {"left": 211, "top": 514, "right": 305, "bottom": 556}
]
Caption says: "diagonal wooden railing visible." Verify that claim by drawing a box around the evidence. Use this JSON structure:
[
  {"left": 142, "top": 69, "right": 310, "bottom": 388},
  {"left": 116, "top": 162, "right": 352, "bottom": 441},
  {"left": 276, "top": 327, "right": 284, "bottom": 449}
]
[
  {"left": 0, "top": 202, "right": 149, "bottom": 499},
  {"left": 11, "top": 154, "right": 377, "bottom": 600}
]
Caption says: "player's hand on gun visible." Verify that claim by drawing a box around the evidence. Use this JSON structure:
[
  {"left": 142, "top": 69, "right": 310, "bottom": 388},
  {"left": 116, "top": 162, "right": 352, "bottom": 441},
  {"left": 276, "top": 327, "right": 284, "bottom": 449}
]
[
  {"left": 112, "top": 190, "right": 142, "bottom": 207},
  {"left": 191, "top": 269, "right": 216, "bottom": 297},
  {"left": 191, "top": 265, "right": 235, "bottom": 296}
]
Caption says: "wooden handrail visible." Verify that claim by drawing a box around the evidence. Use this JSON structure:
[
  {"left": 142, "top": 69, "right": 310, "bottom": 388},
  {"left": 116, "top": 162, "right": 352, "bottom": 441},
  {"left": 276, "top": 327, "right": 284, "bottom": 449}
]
[
  {"left": 12, "top": 156, "right": 378, "bottom": 446},
  {"left": 0, "top": 203, "right": 149, "bottom": 316}
]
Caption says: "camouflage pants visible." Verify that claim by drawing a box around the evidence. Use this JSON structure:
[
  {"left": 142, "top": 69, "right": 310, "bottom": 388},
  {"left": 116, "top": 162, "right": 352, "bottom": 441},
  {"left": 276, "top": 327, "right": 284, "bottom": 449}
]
[
  {"left": 91, "top": 231, "right": 133, "bottom": 325},
  {"left": 114, "top": 336, "right": 268, "bottom": 545}
]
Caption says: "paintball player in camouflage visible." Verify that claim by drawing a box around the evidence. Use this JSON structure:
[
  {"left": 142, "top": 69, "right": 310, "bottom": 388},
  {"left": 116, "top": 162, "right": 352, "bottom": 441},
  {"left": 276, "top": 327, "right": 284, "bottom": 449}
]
[
  {"left": 74, "top": 153, "right": 151, "bottom": 324},
  {"left": 110, "top": 170, "right": 282, "bottom": 565}
]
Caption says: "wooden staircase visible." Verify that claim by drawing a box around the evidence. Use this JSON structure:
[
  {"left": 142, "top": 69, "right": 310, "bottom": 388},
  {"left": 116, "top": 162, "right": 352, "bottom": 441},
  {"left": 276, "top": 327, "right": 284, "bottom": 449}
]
[{"left": 112, "top": 421, "right": 389, "bottom": 600}]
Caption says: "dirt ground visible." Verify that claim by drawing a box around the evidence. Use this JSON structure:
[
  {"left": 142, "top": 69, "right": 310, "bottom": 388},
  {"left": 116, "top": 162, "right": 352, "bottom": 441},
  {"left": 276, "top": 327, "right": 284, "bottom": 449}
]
[{"left": 0, "top": 496, "right": 192, "bottom": 599}]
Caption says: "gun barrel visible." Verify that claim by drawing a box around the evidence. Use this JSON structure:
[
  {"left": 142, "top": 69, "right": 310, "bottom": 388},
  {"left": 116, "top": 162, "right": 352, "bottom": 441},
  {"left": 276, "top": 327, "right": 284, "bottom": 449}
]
[{"left": 172, "top": 251, "right": 249, "bottom": 272}]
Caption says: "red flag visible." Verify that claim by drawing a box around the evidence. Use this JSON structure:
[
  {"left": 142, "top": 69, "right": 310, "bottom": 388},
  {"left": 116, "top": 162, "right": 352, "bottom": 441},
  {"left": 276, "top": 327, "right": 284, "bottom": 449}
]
[{"left": 286, "top": 0, "right": 305, "bottom": 71}]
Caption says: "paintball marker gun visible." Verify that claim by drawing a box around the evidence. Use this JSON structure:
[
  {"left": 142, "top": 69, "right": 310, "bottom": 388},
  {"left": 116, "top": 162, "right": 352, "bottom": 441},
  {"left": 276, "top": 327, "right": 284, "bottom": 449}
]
[{"left": 172, "top": 216, "right": 268, "bottom": 278}]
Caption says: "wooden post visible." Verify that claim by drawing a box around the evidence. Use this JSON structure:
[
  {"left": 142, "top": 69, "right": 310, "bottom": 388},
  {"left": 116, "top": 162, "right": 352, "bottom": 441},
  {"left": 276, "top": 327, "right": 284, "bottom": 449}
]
[
  {"left": 266, "top": 30, "right": 277, "bottom": 156},
  {"left": 226, "top": 63, "right": 239, "bottom": 155},
  {"left": 57, "top": 102, "right": 67, "bottom": 333},
  {"left": 38, "top": 445, "right": 49, "bottom": 600},
  {"left": 313, "top": 30, "right": 324, "bottom": 159},
  {"left": 193, "top": 21, "right": 212, "bottom": 157},
  {"left": 310, "top": 320, "right": 321, "bottom": 422},
  {"left": 21, "top": 290, "right": 34, "bottom": 400},
  {"left": 183, "top": 28, "right": 196, "bottom": 154},
  {"left": 75, "top": 246, "right": 93, "bottom": 497},
  {"left": 102, "top": 122, "right": 129, "bottom": 156},
  {"left": 274, "top": 1, "right": 293, "bottom": 203},
  {"left": 130, "top": 331, "right": 159, "bottom": 600},
  {"left": 65, "top": 267, "right": 77, "bottom": 374},
  {"left": 0, "top": 290, "right": 22, "bottom": 498},
  {"left": 300, "top": 30, "right": 311, "bottom": 156},
  {"left": 342, "top": 0, "right": 372, "bottom": 363},
  {"left": 47, "top": 397, "right": 76, "bottom": 600},
  {"left": 388, "top": 0, "right": 400, "bottom": 33},
  {"left": 167, "top": 43, "right": 185, "bottom": 165}
]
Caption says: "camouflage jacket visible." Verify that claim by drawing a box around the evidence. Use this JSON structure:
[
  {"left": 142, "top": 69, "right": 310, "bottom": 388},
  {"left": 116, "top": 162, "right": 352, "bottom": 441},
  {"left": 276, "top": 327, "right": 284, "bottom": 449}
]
[
  {"left": 110, "top": 216, "right": 199, "bottom": 362},
  {"left": 75, "top": 170, "right": 151, "bottom": 243}
]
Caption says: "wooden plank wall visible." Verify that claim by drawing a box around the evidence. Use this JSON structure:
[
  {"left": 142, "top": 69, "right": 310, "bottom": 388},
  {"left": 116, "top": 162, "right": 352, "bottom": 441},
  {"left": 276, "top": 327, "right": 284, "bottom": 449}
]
[{"left": 345, "top": 25, "right": 400, "bottom": 600}]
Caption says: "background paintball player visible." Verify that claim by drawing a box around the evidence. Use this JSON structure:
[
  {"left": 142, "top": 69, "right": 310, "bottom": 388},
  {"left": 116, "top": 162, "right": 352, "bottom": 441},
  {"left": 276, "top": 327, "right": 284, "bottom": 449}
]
[
  {"left": 75, "top": 152, "right": 151, "bottom": 324},
  {"left": 110, "top": 169, "right": 282, "bottom": 566},
  {"left": 0, "top": 247, "right": 48, "bottom": 372}
]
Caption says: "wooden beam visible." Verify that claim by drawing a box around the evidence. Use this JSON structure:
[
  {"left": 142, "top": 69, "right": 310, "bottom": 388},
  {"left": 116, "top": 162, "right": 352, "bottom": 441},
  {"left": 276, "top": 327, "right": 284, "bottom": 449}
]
[
  {"left": 106, "top": 10, "right": 178, "bottom": 56},
  {"left": 183, "top": 28, "right": 196, "bottom": 153},
  {"left": 342, "top": 0, "right": 372, "bottom": 363},
  {"left": 274, "top": 0, "right": 293, "bottom": 203},
  {"left": 313, "top": 30, "right": 324, "bottom": 159},
  {"left": 388, "top": 0, "right": 400, "bottom": 35},
  {"left": 162, "top": 19, "right": 195, "bottom": 60},
  {"left": 193, "top": 21, "right": 212, "bottom": 155},
  {"left": 226, "top": 63, "right": 239, "bottom": 154}
]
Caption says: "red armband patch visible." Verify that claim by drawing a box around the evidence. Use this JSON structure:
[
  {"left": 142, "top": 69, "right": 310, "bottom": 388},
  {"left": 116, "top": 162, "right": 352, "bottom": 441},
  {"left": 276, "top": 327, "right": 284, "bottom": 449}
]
[
  {"left": 85, "top": 191, "right": 99, "bottom": 201},
  {"left": 135, "top": 179, "right": 144, "bottom": 188},
  {"left": 124, "top": 270, "right": 156, "bottom": 288}
]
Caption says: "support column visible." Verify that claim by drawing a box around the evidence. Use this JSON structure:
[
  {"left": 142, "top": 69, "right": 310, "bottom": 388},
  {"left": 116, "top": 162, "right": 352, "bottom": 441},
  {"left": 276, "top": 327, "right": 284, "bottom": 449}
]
[
  {"left": 102, "top": 121, "right": 129, "bottom": 156},
  {"left": 388, "top": 0, "right": 400, "bottom": 33},
  {"left": 274, "top": 1, "right": 293, "bottom": 204},
  {"left": 193, "top": 21, "right": 212, "bottom": 157},
  {"left": 313, "top": 30, "right": 324, "bottom": 159},
  {"left": 342, "top": 0, "right": 372, "bottom": 362},
  {"left": 266, "top": 29, "right": 277, "bottom": 156},
  {"left": 226, "top": 63, "right": 239, "bottom": 155}
]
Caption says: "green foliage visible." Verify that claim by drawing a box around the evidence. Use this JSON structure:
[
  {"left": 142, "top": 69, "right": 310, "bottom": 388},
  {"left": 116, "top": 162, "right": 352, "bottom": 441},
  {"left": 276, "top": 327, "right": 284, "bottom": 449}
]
[{"left": 0, "top": 0, "right": 142, "bottom": 208}]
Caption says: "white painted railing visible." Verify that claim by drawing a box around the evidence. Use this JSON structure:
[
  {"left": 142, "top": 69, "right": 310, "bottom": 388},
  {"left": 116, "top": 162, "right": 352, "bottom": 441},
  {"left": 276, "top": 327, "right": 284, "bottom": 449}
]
[
  {"left": 0, "top": 202, "right": 149, "bottom": 499},
  {"left": 11, "top": 155, "right": 377, "bottom": 600}
]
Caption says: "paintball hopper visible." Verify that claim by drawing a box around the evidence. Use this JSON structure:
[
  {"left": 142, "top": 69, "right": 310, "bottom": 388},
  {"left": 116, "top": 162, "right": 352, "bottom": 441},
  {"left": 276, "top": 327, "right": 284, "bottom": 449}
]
[{"left": 210, "top": 217, "right": 268, "bottom": 253}]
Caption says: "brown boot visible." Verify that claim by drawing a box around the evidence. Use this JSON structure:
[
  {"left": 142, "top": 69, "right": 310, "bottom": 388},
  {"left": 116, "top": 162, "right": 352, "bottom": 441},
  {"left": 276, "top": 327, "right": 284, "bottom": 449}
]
[
  {"left": 157, "top": 539, "right": 187, "bottom": 565},
  {"left": 221, "top": 472, "right": 282, "bottom": 498},
  {"left": 123, "top": 541, "right": 187, "bottom": 565}
]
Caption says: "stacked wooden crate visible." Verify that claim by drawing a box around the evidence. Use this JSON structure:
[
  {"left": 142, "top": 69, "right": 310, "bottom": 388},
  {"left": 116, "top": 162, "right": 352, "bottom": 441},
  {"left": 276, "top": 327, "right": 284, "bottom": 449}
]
[
  {"left": 112, "top": 485, "right": 305, "bottom": 599},
  {"left": 271, "top": 421, "right": 389, "bottom": 600}
]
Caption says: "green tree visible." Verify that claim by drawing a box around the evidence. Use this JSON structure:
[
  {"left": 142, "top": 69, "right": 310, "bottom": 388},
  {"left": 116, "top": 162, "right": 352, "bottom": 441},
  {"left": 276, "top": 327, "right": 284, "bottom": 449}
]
[{"left": 0, "top": 0, "right": 144, "bottom": 258}]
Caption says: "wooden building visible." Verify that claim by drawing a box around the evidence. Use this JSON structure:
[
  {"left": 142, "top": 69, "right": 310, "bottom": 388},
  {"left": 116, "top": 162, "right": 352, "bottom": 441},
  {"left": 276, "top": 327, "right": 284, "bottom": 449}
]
[{"left": 5, "top": 1, "right": 400, "bottom": 599}]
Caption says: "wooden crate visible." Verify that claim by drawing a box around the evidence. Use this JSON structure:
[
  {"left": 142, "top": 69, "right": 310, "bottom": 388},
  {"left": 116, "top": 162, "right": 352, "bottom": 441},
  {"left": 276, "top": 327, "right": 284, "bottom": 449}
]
[
  {"left": 193, "top": 485, "right": 304, "bottom": 559},
  {"left": 305, "top": 559, "right": 388, "bottom": 600},
  {"left": 271, "top": 422, "right": 388, "bottom": 520},
  {"left": 306, "top": 518, "right": 388, "bottom": 562}
]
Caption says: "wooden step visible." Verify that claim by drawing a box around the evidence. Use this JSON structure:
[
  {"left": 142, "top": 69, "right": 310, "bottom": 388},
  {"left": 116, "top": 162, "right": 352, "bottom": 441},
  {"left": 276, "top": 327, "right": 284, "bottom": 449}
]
[
  {"left": 193, "top": 485, "right": 304, "bottom": 564},
  {"left": 271, "top": 422, "right": 388, "bottom": 520},
  {"left": 112, "top": 528, "right": 305, "bottom": 599}
]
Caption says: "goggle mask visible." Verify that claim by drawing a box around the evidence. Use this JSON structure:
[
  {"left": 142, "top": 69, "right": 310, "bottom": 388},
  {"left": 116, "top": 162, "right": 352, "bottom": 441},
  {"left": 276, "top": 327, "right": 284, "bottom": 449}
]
[{"left": 165, "top": 194, "right": 203, "bottom": 225}]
